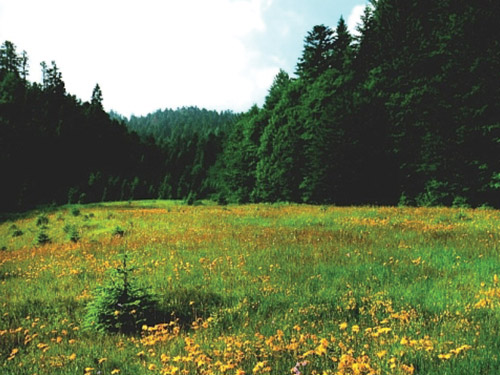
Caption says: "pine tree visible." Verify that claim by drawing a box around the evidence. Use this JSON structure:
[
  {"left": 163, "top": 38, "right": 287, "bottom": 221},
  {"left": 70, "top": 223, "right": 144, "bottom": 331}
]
[
  {"left": 254, "top": 80, "right": 305, "bottom": 202},
  {"left": 0, "top": 41, "right": 21, "bottom": 74},
  {"left": 91, "top": 83, "right": 103, "bottom": 108},
  {"left": 296, "top": 25, "right": 335, "bottom": 82},
  {"left": 20, "top": 51, "right": 29, "bottom": 81},
  {"left": 331, "top": 16, "right": 353, "bottom": 73},
  {"left": 300, "top": 18, "right": 356, "bottom": 203}
]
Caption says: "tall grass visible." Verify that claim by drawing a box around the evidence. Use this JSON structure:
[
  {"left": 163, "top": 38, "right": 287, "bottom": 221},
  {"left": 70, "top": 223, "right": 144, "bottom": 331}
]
[{"left": 1, "top": 202, "right": 499, "bottom": 374}]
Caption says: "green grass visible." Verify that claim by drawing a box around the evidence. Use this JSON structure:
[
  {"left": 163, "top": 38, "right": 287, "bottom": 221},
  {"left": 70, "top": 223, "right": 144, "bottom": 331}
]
[{"left": 1, "top": 201, "right": 499, "bottom": 374}]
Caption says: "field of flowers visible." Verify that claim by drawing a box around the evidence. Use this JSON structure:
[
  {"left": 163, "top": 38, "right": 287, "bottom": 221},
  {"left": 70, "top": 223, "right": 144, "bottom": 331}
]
[{"left": 1, "top": 201, "right": 499, "bottom": 375}]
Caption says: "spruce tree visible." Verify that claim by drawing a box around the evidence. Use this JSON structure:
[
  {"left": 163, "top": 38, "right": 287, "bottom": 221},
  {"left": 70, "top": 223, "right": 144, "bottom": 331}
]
[{"left": 296, "top": 25, "right": 335, "bottom": 82}]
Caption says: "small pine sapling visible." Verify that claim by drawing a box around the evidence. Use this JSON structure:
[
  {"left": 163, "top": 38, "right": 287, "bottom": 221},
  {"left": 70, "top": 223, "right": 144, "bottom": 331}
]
[{"left": 84, "top": 253, "right": 158, "bottom": 333}]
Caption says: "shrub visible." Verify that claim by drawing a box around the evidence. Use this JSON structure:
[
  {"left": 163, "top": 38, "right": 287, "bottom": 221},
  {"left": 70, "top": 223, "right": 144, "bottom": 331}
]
[
  {"left": 185, "top": 192, "right": 196, "bottom": 206},
  {"left": 71, "top": 207, "right": 81, "bottom": 216},
  {"left": 68, "top": 227, "right": 80, "bottom": 243},
  {"left": 216, "top": 194, "right": 228, "bottom": 206},
  {"left": 36, "top": 214, "right": 49, "bottom": 226},
  {"left": 452, "top": 196, "right": 470, "bottom": 208},
  {"left": 398, "top": 192, "right": 412, "bottom": 206},
  {"left": 415, "top": 179, "right": 449, "bottom": 206},
  {"left": 9, "top": 224, "right": 23, "bottom": 237},
  {"left": 12, "top": 229, "right": 23, "bottom": 237},
  {"left": 84, "top": 253, "right": 158, "bottom": 334},
  {"left": 36, "top": 231, "right": 51, "bottom": 245},
  {"left": 113, "top": 226, "right": 125, "bottom": 237}
]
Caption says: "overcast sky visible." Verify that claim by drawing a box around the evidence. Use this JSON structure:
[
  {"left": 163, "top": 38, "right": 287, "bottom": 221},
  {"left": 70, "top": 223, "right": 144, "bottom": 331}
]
[{"left": 0, "top": 0, "right": 368, "bottom": 117}]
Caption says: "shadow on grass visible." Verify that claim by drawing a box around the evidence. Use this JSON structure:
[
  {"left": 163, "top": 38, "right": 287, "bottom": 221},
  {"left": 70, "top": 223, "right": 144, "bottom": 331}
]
[{"left": 154, "top": 287, "right": 225, "bottom": 329}]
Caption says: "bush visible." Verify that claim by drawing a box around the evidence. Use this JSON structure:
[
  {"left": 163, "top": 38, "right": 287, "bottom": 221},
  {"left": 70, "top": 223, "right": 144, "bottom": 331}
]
[
  {"left": 12, "top": 229, "right": 23, "bottom": 237},
  {"left": 9, "top": 224, "right": 23, "bottom": 237},
  {"left": 68, "top": 227, "right": 80, "bottom": 243},
  {"left": 113, "top": 226, "right": 125, "bottom": 237},
  {"left": 216, "top": 194, "right": 228, "bottom": 206},
  {"left": 185, "top": 192, "right": 196, "bottom": 206},
  {"left": 452, "top": 196, "right": 470, "bottom": 208},
  {"left": 36, "top": 214, "right": 49, "bottom": 226},
  {"left": 84, "top": 253, "right": 158, "bottom": 334},
  {"left": 415, "top": 179, "right": 449, "bottom": 207},
  {"left": 36, "top": 231, "right": 51, "bottom": 245},
  {"left": 71, "top": 207, "right": 81, "bottom": 216}
]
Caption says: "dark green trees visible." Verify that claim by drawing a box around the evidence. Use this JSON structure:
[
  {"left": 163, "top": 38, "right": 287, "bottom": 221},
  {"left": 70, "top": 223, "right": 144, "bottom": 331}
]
[
  {"left": 0, "top": 42, "right": 167, "bottom": 212},
  {"left": 255, "top": 79, "right": 305, "bottom": 202},
  {"left": 0, "top": 41, "right": 22, "bottom": 74},
  {"left": 300, "top": 17, "right": 355, "bottom": 203},
  {"left": 213, "top": 0, "right": 500, "bottom": 207},
  {"left": 91, "top": 84, "right": 103, "bottom": 108},
  {"left": 296, "top": 25, "right": 335, "bottom": 82},
  {"left": 2, "top": 0, "right": 499, "bottom": 211},
  {"left": 126, "top": 107, "right": 237, "bottom": 201}
]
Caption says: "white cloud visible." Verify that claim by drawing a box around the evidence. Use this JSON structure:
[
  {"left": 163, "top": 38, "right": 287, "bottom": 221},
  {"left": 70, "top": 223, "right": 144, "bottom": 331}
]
[
  {"left": 0, "top": 0, "right": 279, "bottom": 116},
  {"left": 347, "top": 4, "right": 367, "bottom": 36}
]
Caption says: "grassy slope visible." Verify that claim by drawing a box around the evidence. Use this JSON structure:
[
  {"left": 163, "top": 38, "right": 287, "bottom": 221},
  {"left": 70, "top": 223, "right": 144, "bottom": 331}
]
[{"left": 1, "top": 201, "right": 499, "bottom": 375}]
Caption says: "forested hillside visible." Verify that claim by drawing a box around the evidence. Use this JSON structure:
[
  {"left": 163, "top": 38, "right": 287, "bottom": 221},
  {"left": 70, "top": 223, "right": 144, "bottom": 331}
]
[
  {"left": 0, "top": 48, "right": 167, "bottom": 212},
  {"left": 213, "top": 0, "right": 500, "bottom": 206},
  {"left": 0, "top": 43, "right": 237, "bottom": 212},
  {"left": 125, "top": 107, "right": 238, "bottom": 202},
  {"left": 1, "top": 0, "right": 499, "bottom": 211},
  {"left": 127, "top": 107, "right": 237, "bottom": 142}
]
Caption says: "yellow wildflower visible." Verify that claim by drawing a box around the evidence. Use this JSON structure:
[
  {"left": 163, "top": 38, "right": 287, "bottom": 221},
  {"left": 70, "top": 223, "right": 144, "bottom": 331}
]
[
  {"left": 401, "top": 364, "right": 415, "bottom": 374},
  {"left": 315, "top": 344, "right": 327, "bottom": 356},
  {"left": 438, "top": 353, "right": 452, "bottom": 360},
  {"left": 252, "top": 361, "right": 266, "bottom": 373}
]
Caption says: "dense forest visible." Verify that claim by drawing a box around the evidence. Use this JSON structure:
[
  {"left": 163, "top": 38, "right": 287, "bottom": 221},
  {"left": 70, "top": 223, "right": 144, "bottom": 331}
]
[{"left": 1, "top": 0, "right": 499, "bottom": 212}]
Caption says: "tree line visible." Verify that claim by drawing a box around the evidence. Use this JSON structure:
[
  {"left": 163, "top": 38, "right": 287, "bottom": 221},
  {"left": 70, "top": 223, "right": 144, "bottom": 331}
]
[
  {"left": 0, "top": 42, "right": 237, "bottom": 212},
  {"left": 0, "top": 42, "right": 166, "bottom": 212},
  {"left": 1, "top": 0, "right": 499, "bottom": 212},
  {"left": 210, "top": 0, "right": 500, "bottom": 207}
]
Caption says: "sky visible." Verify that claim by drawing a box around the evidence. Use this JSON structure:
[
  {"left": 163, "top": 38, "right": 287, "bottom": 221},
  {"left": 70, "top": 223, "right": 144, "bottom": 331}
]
[{"left": 0, "top": 0, "right": 368, "bottom": 117}]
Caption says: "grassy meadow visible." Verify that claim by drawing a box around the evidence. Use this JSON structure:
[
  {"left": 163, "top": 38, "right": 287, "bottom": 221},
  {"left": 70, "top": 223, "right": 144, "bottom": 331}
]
[{"left": 1, "top": 201, "right": 499, "bottom": 375}]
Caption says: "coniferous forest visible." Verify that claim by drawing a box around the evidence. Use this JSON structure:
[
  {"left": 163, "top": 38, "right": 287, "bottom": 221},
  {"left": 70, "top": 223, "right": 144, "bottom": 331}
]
[{"left": 1, "top": 0, "right": 499, "bottom": 212}]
